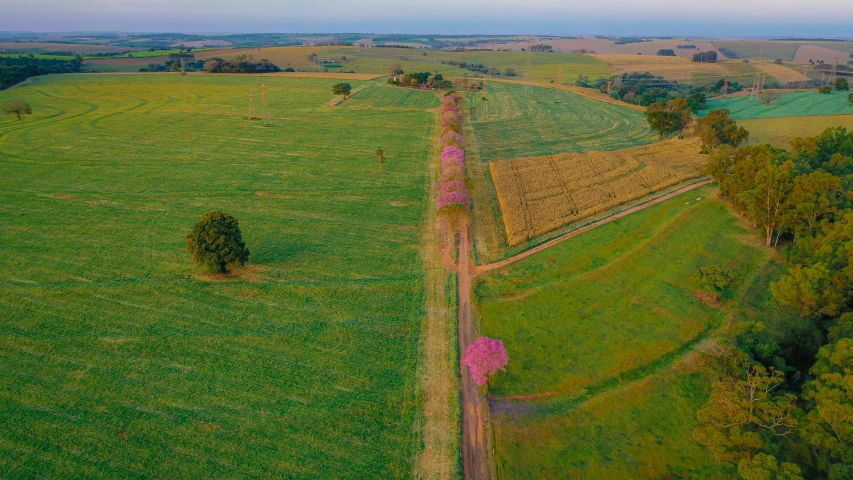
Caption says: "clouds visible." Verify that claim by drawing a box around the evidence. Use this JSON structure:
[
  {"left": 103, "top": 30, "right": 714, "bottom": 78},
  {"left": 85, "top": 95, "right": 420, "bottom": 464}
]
[{"left": 2, "top": 0, "right": 852, "bottom": 35}]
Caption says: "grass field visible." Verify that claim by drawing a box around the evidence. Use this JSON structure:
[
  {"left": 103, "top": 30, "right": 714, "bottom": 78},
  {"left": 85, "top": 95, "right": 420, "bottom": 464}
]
[
  {"left": 466, "top": 81, "right": 655, "bottom": 163},
  {"left": 340, "top": 82, "right": 440, "bottom": 109},
  {"left": 740, "top": 115, "right": 853, "bottom": 149},
  {"left": 0, "top": 43, "right": 130, "bottom": 55},
  {"left": 477, "top": 185, "right": 780, "bottom": 479},
  {"left": 701, "top": 90, "right": 853, "bottom": 119},
  {"left": 0, "top": 74, "right": 437, "bottom": 478},
  {"left": 591, "top": 54, "right": 729, "bottom": 82},
  {"left": 712, "top": 41, "right": 800, "bottom": 61},
  {"left": 197, "top": 46, "right": 612, "bottom": 82},
  {"left": 752, "top": 60, "right": 810, "bottom": 83},
  {"left": 488, "top": 138, "right": 706, "bottom": 245}
]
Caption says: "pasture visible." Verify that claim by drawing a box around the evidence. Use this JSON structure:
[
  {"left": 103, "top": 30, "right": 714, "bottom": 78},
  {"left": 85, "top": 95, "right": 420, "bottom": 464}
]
[
  {"left": 752, "top": 60, "right": 810, "bottom": 84},
  {"left": 0, "top": 42, "right": 130, "bottom": 55},
  {"left": 591, "top": 54, "right": 729, "bottom": 83},
  {"left": 477, "top": 186, "right": 779, "bottom": 479},
  {"left": 0, "top": 74, "right": 436, "bottom": 478},
  {"left": 466, "top": 81, "right": 655, "bottom": 163},
  {"left": 740, "top": 115, "right": 853, "bottom": 149},
  {"left": 340, "top": 82, "right": 440, "bottom": 109},
  {"left": 712, "top": 40, "right": 800, "bottom": 61},
  {"left": 489, "top": 138, "right": 707, "bottom": 246},
  {"left": 701, "top": 90, "right": 853, "bottom": 119}
]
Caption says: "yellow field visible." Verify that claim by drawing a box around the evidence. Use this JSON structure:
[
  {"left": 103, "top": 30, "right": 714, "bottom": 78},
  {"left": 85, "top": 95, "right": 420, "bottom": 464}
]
[
  {"left": 590, "top": 54, "right": 728, "bottom": 82},
  {"left": 752, "top": 61, "right": 810, "bottom": 83},
  {"left": 489, "top": 138, "right": 707, "bottom": 245},
  {"left": 740, "top": 115, "right": 853, "bottom": 149}
]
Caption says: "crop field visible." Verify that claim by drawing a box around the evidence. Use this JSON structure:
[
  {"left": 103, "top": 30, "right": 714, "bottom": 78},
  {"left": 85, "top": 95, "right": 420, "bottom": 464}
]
[
  {"left": 702, "top": 91, "right": 853, "bottom": 119},
  {"left": 489, "top": 138, "right": 706, "bottom": 245},
  {"left": 341, "top": 82, "right": 440, "bottom": 109},
  {"left": 712, "top": 40, "right": 800, "bottom": 61},
  {"left": 466, "top": 81, "right": 655, "bottom": 163},
  {"left": 0, "top": 42, "right": 130, "bottom": 55},
  {"left": 0, "top": 74, "right": 437, "bottom": 478},
  {"left": 196, "top": 46, "right": 612, "bottom": 82},
  {"left": 477, "top": 185, "right": 779, "bottom": 479},
  {"left": 591, "top": 54, "right": 728, "bottom": 82},
  {"left": 751, "top": 61, "right": 810, "bottom": 83},
  {"left": 740, "top": 115, "right": 853, "bottom": 149}
]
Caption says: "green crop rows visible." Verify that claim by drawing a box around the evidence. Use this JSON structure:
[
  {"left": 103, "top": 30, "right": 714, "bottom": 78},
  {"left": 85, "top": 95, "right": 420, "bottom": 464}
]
[
  {"left": 702, "top": 90, "right": 853, "bottom": 119},
  {"left": 466, "top": 81, "right": 656, "bottom": 162},
  {"left": 0, "top": 74, "right": 434, "bottom": 478}
]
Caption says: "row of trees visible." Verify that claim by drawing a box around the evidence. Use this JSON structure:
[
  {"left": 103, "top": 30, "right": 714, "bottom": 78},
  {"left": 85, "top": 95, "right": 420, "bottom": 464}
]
[
  {"left": 0, "top": 55, "right": 83, "bottom": 90},
  {"left": 202, "top": 57, "right": 281, "bottom": 74},
  {"left": 693, "top": 51, "right": 719, "bottom": 63},
  {"left": 388, "top": 72, "right": 453, "bottom": 89},
  {"left": 697, "top": 126, "right": 853, "bottom": 479}
]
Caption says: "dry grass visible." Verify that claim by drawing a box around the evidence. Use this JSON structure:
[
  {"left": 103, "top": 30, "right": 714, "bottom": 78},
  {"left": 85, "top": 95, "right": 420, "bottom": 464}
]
[
  {"left": 489, "top": 138, "right": 707, "bottom": 245},
  {"left": 793, "top": 44, "right": 852, "bottom": 63},
  {"left": 740, "top": 115, "right": 853, "bottom": 149},
  {"left": 591, "top": 53, "right": 729, "bottom": 82},
  {"left": 752, "top": 61, "right": 810, "bottom": 83}
]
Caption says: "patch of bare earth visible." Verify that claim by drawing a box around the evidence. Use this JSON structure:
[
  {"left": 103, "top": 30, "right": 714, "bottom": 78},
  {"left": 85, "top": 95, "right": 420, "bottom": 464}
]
[{"left": 194, "top": 265, "right": 267, "bottom": 283}]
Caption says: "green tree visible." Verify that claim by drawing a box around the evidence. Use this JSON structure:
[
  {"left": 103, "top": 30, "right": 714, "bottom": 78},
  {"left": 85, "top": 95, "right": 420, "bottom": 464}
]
[
  {"left": 736, "top": 158, "right": 794, "bottom": 246},
  {"left": 694, "top": 364, "right": 799, "bottom": 463},
  {"left": 848, "top": 92, "right": 853, "bottom": 104},
  {"left": 697, "top": 109, "right": 749, "bottom": 152},
  {"left": 332, "top": 83, "right": 352, "bottom": 99},
  {"left": 784, "top": 171, "right": 843, "bottom": 240},
  {"left": 738, "top": 453, "right": 803, "bottom": 480},
  {"left": 186, "top": 211, "right": 250, "bottom": 273},
  {"left": 4, "top": 100, "right": 32, "bottom": 120},
  {"left": 801, "top": 339, "right": 853, "bottom": 478},
  {"left": 758, "top": 91, "right": 782, "bottom": 106},
  {"left": 819, "top": 86, "right": 832, "bottom": 94},
  {"left": 835, "top": 77, "right": 849, "bottom": 91},
  {"left": 771, "top": 263, "right": 843, "bottom": 318},
  {"left": 644, "top": 97, "right": 691, "bottom": 139}
]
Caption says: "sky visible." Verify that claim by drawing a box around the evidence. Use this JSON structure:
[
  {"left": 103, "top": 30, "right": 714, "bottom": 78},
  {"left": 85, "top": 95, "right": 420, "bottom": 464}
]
[{"left": 2, "top": 0, "right": 853, "bottom": 37}]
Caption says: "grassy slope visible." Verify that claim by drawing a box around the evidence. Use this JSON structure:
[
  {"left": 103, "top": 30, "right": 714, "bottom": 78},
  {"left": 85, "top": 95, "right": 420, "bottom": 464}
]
[
  {"left": 466, "top": 81, "right": 655, "bottom": 163},
  {"left": 741, "top": 115, "right": 853, "bottom": 149},
  {"left": 702, "top": 91, "right": 853, "bottom": 119},
  {"left": 712, "top": 41, "right": 800, "bottom": 61},
  {"left": 341, "top": 82, "right": 441, "bottom": 109},
  {"left": 478, "top": 186, "right": 779, "bottom": 479},
  {"left": 0, "top": 74, "right": 433, "bottom": 478}
]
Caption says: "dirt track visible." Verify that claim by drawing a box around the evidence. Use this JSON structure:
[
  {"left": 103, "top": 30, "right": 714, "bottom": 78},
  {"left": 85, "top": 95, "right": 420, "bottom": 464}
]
[{"left": 476, "top": 180, "right": 712, "bottom": 276}]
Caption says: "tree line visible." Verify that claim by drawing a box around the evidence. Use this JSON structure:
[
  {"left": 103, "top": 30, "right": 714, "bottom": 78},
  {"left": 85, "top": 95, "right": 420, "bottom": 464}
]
[
  {"left": 202, "top": 56, "right": 281, "bottom": 74},
  {"left": 696, "top": 125, "right": 853, "bottom": 479},
  {"left": 0, "top": 55, "right": 83, "bottom": 90}
]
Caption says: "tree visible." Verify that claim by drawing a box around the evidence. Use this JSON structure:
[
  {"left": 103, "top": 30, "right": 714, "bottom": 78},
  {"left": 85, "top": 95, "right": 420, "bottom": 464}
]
[
  {"left": 376, "top": 147, "right": 385, "bottom": 174},
  {"left": 736, "top": 158, "right": 794, "bottom": 246},
  {"left": 758, "top": 91, "right": 782, "bottom": 106},
  {"left": 694, "top": 364, "right": 798, "bottom": 463},
  {"left": 388, "top": 63, "right": 403, "bottom": 75},
  {"left": 697, "top": 109, "right": 750, "bottom": 152},
  {"left": 738, "top": 454, "right": 803, "bottom": 480},
  {"left": 186, "top": 211, "right": 250, "bottom": 273},
  {"left": 4, "top": 100, "right": 32, "bottom": 120},
  {"left": 801, "top": 339, "right": 853, "bottom": 478},
  {"left": 771, "top": 263, "right": 843, "bottom": 318},
  {"left": 848, "top": 92, "right": 853, "bottom": 104},
  {"left": 836, "top": 77, "right": 849, "bottom": 91},
  {"left": 819, "top": 86, "right": 833, "bottom": 94},
  {"left": 332, "top": 83, "right": 352, "bottom": 99},
  {"left": 784, "top": 171, "right": 843, "bottom": 240},
  {"left": 644, "top": 98, "right": 691, "bottom": 139},
  {"left": 462, "top": 337, "right": 508, "bottom": 386}
]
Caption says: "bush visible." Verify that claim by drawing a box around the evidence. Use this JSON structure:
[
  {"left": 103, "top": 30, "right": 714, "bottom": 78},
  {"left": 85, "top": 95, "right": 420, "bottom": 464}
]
[
  {"left": 186, "top": 211, "right": 250, "bottom": 273},
  {"left": 819, "top": 86, "right": 832, "bottom": 94}
]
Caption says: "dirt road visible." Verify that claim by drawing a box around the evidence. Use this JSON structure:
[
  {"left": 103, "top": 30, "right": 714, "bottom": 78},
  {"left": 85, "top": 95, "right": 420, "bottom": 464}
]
[
  {"left": 457, "top": 224, "right": 491, "bottom": 480},
  {"left": 475, "top": 180, "right": 713, "bottom": 276}
]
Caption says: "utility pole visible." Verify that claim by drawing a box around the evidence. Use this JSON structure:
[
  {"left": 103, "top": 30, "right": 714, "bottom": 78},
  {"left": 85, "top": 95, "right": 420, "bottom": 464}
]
[
  {"left": 262, "top": 84, "right": 269, "bottom": 125},
  {"left": 248, "top": 88, "right": 255, "bottom": 120}
]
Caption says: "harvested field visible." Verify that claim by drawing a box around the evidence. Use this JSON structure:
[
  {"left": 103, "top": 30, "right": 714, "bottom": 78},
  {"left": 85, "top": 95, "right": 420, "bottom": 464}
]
[
  {"left": 489, "top": 138, "right": 706, "bottom": 245},
  {"left": 752, "top": 61, "right": 810, "bottom": 83},
  {"left": 793, "top": 44, "right": 853, "bottom": 63},
  {"left": 591, "top": 54, "right": 728, "bottom": 82}
]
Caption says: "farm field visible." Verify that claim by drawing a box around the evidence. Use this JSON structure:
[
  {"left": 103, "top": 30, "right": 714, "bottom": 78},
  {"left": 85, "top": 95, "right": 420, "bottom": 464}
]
[
  {"left": 701, "top": 90, "right": 853, "bottom": 119},
  {"left": 712, "top": 40, "right": 800, "bottom": 61},
  {"left": 751, "top": 60, "right": 810, "bottom": 83},
  {"left": 591, "top": 54, "right": 728, "bottom": 82},
  {"left": 466, "top": 81, "right": 655, "bottom": 163},
  {"left": 0, "top": 42, "right": 130, "bottom": 55},
  {"left": 740, "top": 115, "right": 853, "bottom": 149},
  {"left": 478, "top": 185, "right": 779, "bottom": 479},
  {"left": 488, "top": 138, "right": 706, "bottom": 246},
  {"left": 0, "top": 74, "right": 437, "bottom": 478},
  {"left": 196, "top": 46, "right": 612, "bottom": 82},
  {"left": 340, "top": 82, "right": 440, "bottom": 109}
]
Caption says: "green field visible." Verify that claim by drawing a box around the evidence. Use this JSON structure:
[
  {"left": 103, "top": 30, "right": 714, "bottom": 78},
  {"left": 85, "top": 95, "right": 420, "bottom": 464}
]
[
  {"left": 0, "top": 74, "right": 435, "bottom": 478},
  {"left": 341, "top": 82, "right": 440, "bottom": 109},
  {"left": 740, "top": 115, "right": 853, "bottom": 149},
  {"left": 701, "top": 91, "right": 853, "bottom": 119},
  {"left": 477, "top": 186, "right": 780, "bottom": 478},
  {"left": 467, "top": 81, "right": 656, "bottom": 162}
]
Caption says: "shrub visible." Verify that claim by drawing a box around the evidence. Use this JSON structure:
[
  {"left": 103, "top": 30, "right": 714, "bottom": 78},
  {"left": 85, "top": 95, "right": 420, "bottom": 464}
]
[
  {"left": 697, "top": 266, "right": 740, "bottom": 293},
  {"left": 462, "top": 337, "right": 509, "bottom": 386},
  {"left": 186, "top": 211, "right": 250, "bottom": 273},
  {"left": 818, "top": 86, "right": 832, "bottom": 94},
  {"left": 439, "top": 131, "right": 465, "bottom": 149}
]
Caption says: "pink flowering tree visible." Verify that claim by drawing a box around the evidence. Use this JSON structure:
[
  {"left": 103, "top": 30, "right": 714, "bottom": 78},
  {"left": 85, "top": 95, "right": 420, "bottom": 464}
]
[
  {"left": 439, "top": 131, "right": 465, "bottom": 149},
  {"left": 441, "top": 146, "right": 465, "bottom": 168},
  {"left": 462, "top": 337, "right": 509, "bottom": 386},
  {"left": 440, "top": 180, "right": 467, "bottom": 195},
  {"left": 436, "top": 191, "right": 471, "bottom": 210}
]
